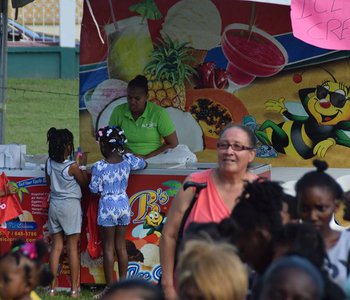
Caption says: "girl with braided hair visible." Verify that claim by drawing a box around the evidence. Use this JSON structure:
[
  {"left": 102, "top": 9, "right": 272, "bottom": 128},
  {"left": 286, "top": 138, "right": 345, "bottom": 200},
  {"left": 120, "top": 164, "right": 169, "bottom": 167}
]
[
  {"left": 89, "top": 126, "right": 147, "bottom": 299},
  {"left": 228, "top": 179, "right": 284, "bottom": 300},
  {"left": 45, "top": 127, "right": 88, "bottom": 297},
  {"left": 0, "top": 239, "right": 53, "bottom": 300},
  {"left": 231, "top": 179, "right": 284, "bottom": 275}
]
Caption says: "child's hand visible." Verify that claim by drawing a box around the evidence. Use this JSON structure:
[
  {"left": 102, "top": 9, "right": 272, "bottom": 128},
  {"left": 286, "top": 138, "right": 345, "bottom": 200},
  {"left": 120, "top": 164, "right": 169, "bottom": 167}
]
[{"left": 78, "top": 152, "right": 88, "bottom": 166}]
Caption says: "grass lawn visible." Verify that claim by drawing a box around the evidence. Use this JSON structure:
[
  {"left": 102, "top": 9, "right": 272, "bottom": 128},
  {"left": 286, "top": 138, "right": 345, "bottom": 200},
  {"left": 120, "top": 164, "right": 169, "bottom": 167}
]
[
  {"left": 5, "top": 78, "right": 79, "bottom": 155},
  {"left": 35, "top": 286, "right": 100, "bottom": 300}
]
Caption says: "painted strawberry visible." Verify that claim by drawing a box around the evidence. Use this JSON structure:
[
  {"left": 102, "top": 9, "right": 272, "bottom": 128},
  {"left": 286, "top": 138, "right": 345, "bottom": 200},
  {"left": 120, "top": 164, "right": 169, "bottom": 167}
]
[{"left": 195, "top": 62, "right": 229, "bottom": 89}]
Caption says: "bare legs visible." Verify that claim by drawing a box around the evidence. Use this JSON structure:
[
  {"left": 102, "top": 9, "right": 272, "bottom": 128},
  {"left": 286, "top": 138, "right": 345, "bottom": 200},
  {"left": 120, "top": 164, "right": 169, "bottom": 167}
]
[
  {"left": 67, "top": 233, "right": 81, "bottom": 292},
  {"left": 100, "top": 225, "right": 128, "bottom": 285},
  {"left": 49, "top": 232, "right": 80, "bottom": 294},
  {"left": 49, "top": 232, "right": 64, "bottom": 290},
  {"left": 115, "top": 226, "right": 128, "bottom": 279},
  {"left": 101, "top": 226, "right": 115, "bottom": 285}
]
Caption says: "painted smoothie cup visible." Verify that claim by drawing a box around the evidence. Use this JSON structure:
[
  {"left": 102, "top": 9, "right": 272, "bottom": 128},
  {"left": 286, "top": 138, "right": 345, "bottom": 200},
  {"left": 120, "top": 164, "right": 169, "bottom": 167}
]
[{"left": 221, "top": 23, "right": 288, "bottom": 85}]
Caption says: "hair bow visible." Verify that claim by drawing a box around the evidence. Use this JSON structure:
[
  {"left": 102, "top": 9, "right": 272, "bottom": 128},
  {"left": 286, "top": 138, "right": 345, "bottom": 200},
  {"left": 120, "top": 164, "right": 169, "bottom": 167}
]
[
  {"left": 106, "top": 129, "right": 113, "bottom": 137},
  {"left": 12, "top": 242, "right": 38, "bottom": 260}
]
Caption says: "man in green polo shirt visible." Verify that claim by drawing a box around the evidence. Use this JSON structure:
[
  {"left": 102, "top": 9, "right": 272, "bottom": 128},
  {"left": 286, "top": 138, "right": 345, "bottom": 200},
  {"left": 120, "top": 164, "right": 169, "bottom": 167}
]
[{"left": 109, "top": 75, "right": 178, "bottom": 159}]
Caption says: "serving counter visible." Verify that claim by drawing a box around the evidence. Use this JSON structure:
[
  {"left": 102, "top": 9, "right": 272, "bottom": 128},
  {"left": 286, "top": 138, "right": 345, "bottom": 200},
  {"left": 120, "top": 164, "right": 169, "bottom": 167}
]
[{"left": 0, "top": 162, "right": 271, "bottom": 286}]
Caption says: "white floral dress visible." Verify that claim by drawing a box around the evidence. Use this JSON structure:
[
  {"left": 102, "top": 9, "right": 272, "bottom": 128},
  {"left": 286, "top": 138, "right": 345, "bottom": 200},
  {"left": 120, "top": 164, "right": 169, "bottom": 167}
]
[{"left": 89, "top": 153, "right": 146, "bottom": 226}]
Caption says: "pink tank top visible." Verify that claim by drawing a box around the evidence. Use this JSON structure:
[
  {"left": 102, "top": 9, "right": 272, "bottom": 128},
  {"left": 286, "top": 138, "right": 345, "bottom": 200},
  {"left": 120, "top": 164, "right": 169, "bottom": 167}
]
[
  {"left": 184, "top": 169, "right": 230, "bottom": 230},
  {"left": 184, "top": 169, "right": 258, "bottom": 230}
]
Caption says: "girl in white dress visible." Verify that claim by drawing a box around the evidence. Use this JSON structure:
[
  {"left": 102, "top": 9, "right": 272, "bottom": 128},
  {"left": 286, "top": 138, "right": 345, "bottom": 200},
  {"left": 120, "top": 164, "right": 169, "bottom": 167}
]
[{"left": 89, "top": 126, "right": 146, "bottom": 299}]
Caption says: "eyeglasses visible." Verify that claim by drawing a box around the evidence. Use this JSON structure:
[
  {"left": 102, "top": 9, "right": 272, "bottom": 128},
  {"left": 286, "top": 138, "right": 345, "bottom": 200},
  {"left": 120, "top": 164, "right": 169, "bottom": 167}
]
[
  {"left": 316, "top": 85, "right": 349, "bottom": 108},
  {"left": 217, "top": 142, "right": 254, "bottom": 151}
]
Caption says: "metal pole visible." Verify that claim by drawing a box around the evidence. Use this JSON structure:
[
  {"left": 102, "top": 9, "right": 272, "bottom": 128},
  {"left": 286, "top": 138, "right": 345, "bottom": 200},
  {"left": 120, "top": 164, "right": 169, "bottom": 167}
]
[
  {"left": 0, "top": 0, "right": 8, "bottom": 144},
  {"left": 59, "top": 0, "right": 76, "bottom": 48}
]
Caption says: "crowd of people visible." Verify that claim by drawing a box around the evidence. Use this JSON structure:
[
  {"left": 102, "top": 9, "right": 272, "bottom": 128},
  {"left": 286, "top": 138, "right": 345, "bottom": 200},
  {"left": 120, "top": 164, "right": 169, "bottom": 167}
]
[
  {"left": 160, "top": 161, "right": 350, "bottom": 300},
  {"left": 2, "top": 75, "right": 350, "bottom": 300}
]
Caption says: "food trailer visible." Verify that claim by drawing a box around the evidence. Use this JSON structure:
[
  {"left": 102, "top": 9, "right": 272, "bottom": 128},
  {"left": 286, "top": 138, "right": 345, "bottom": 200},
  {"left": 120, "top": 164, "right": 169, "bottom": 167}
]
[{"left": 77, "top": 0, "right": 350, "bottom": 284}]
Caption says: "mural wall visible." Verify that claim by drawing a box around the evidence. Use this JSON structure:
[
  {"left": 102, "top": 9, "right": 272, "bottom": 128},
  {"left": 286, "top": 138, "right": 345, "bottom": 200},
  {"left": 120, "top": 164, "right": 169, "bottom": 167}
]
[{"left": 79, "top": 0, "right": 350, "bottom": 167}]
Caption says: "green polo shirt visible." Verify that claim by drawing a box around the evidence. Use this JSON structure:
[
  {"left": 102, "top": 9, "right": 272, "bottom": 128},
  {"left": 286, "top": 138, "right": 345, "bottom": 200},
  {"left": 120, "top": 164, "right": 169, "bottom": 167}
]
[{"left": 109, "top": 102, "right": 175, "bottom": 155}]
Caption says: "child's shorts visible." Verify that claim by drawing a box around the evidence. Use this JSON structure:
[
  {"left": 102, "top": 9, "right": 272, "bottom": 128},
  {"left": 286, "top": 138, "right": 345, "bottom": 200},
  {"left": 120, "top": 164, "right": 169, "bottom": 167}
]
[
  {"left": 97, "top": 197, "right": 130, "bottom": 227},
  {"left": 48, "top": 199, "right": 82, "bottom": 235}
]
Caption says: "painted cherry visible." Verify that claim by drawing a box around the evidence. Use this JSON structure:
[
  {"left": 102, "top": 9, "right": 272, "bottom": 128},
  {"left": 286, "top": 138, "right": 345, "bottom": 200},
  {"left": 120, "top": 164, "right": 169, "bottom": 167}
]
[{"left": 293, "top": 73, "right": 303, "bottom": 83}]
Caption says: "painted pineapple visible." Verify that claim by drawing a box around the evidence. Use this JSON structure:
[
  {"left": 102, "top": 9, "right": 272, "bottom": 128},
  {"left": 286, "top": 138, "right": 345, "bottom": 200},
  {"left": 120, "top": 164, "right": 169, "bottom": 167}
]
[{"left": 144, "top": 35, "right": 197, "bottom": 111}]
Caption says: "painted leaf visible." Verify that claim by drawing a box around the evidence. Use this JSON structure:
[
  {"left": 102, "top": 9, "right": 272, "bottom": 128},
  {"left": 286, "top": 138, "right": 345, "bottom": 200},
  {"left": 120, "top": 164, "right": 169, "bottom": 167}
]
[
  {"left": 166, "top": 189, "right": 179, "bottom": 197},
  {"left": 162, "top": 180, "right": 182, "bottom": 189},
  {"left": 18, "top": 190, "right": 23, "bottom": 203},
  {"left": 20, "top": 187, "right": 30, "bottom": 194},
  {"left": 9, "top": 181, "right": 18, "bottom": 189}
]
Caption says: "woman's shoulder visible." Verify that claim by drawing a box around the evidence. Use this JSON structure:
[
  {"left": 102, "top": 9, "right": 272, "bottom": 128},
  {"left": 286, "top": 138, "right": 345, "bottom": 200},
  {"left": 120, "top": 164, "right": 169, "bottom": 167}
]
[
  {"left": 189, "top": 169, "right": 212, "bottom": 182},
  {"left": 113, "top": 102, "right": 129, "bottom": 111},
  {"left": 110, "top": 103, "right": 129, "bottom": 117},
  {"left": 147, "top": 101, "right": 168, "bottom": 114},
  {"left": 147, "top": 101, "right": 163, "bottom": 109}
]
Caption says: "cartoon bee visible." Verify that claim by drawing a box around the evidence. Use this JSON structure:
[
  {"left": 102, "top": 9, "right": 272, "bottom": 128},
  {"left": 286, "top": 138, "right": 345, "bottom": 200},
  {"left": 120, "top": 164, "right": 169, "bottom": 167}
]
[
  {"left": 143, "top": 205, "right": 165, "bottom": 236},
  {"left": 255, "top": 78, "right": 350, "bottom": 159}
]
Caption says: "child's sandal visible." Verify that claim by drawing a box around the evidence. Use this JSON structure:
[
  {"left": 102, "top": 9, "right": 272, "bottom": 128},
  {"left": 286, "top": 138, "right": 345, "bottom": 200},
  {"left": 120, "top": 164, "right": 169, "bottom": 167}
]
[
  {"left": 70, "top": 290, "right": 80, "bottom": 298},
  {"left": 92, "top": 287, "right": 109, "bottom": 300},
  {"left": 47, "top": 289, "right": 56, "bottom": 297}
]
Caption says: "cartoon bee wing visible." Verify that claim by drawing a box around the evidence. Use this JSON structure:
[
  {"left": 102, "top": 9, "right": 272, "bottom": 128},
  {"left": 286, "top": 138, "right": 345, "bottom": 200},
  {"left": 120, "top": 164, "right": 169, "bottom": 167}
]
[
  {"left": 334, "top": 128, "right": 350, "bottom": 148},
  {"left": 298, "top": 88, "right": 315, "bottom": 113},
  {"left": 283, "top": 101, "right": 308, "bottom": 121}
]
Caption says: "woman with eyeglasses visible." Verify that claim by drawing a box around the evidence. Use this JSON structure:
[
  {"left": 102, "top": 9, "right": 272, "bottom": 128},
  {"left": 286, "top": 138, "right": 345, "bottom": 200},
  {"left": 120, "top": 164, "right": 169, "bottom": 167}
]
[{"left": 159, "top": 123, "right": 257, "bottom": 300}]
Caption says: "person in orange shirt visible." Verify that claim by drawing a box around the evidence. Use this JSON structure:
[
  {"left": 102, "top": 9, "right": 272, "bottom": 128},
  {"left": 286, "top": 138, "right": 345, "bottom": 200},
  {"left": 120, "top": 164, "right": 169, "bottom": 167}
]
[{"left": 160, "top": 123, "right": 257, "bottom": 300}]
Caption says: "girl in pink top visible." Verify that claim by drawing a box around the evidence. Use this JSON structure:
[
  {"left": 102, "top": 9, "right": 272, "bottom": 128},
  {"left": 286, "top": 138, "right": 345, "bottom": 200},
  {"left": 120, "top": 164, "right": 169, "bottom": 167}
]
[{"left": 160, "top": 124, "right": 257, "bottom": 300}]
